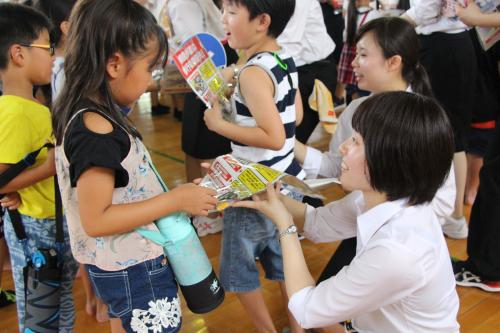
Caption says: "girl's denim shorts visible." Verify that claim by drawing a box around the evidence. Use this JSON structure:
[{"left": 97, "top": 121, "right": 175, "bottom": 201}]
[{"left": 86, "top": 255, "right": 181, "bottom": 333}]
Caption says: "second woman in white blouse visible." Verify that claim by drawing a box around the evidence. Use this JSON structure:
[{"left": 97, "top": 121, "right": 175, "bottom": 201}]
[{"left": 236, "top": 91, "right": 460, "bottom": 332}]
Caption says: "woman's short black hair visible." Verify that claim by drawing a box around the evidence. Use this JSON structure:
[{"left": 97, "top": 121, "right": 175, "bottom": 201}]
[
  {"left": 225, "top": 0, "right": 295, "bottom": 38},
  {"left": 0, "top": 3, "right": 52, "bottom": 70},
  {"left": 352, "top": 92, "right": 454, "bottom": 205}
]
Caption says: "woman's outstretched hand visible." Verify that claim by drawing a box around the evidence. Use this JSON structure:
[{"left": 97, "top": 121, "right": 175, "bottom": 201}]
[{"left": 232, "top": 182, "right": 293, "bottom": 229}]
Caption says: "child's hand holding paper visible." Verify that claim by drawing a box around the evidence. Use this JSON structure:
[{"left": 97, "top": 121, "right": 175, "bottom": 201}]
[{"left": 204, "top": 96, "right": 225, "bottom": 132}]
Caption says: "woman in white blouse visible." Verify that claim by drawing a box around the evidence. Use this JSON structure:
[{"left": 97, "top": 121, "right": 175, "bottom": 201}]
[
  {"left": 293, "top": 18, "right": 458, "bottom": 304},
  {"left": 296, "top": 17, "right": 456, "bottom": 224},
  {"left": 236, "top": 91, "right": 460, "bottom": 332}
]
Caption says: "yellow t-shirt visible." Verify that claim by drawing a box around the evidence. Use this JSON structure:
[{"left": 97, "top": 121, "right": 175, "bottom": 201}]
[{"left": 0, "top": 95, "right": 55, "bottom": 219}]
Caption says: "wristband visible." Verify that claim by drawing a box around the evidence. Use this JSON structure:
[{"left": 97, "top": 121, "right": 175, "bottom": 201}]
[{"left": 279, "top": 224, "right": 298, "bottom": 241}]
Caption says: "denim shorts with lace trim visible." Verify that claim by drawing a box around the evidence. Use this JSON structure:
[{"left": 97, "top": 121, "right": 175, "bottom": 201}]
[{"left": 86, "top": 255, "right": 181, "bottom": 333}]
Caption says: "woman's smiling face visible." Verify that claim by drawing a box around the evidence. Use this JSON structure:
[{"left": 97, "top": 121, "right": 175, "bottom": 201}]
[
  {"left": 352, "top": 31, "right": 391, "bottom": 93},
  {"left": 339, "top": 131, "right": 372, "bottom": 192}
]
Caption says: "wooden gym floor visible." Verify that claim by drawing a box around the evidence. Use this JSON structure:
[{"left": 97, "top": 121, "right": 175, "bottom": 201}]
[{"left": 1, "top": 94, "right": 499, "bottom": 332}]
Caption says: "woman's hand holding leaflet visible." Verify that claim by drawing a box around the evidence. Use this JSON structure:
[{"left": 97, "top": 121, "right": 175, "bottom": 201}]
[{"left": 233, "top": 182, "right": 294, "bottom": 231}]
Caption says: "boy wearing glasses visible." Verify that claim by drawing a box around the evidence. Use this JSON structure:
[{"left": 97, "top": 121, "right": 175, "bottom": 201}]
[{"left": 0, "top": 3, "right": 78, "bottom": 332}]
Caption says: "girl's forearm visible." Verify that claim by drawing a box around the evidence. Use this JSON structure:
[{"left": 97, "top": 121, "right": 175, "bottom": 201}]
[
  {"left": 78, "top": 165, "right": 216, "bottom": 237},
  {"left": 79, "top": 191, "right": 182, "bottom": 237}
]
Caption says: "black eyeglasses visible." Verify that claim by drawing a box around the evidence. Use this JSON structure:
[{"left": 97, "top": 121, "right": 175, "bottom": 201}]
[{"left": 18, "top": 43, "right": 55, "bottom": 56}]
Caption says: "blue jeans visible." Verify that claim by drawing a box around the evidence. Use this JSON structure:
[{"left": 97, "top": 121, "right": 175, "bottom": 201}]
[
  {"left": 3, "top": 213, "right": 79, "bottom": 333},
  {"left": 220, "top": 207, "right": 285, "bottom": 292},
  {"left": 86, "top": 255, "right": 181, "bottom": 333}
]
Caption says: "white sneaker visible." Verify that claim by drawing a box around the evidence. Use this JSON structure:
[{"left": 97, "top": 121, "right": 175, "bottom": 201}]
[
  {"left": 193, "top": 216, "right": 223, "bottom": 237},
  {"left": 442, "top": 216, "right": 468, "bottom": 239}
]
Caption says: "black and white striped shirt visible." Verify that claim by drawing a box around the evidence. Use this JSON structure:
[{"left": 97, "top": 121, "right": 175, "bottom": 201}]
[{"left": 231, "top": 50, "right": 305, "bottom": 179}]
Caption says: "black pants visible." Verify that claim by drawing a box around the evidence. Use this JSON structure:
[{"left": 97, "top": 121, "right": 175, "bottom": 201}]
[
  {"left": 467, "top": 117, "right": 500, "bottom": 281},
  {"left": 320, "top": 3, "right": 344, "bottom": 64},
  {"left": 295, "top": 58, "right": 338, "bottom": 143},
  {"left": 181, "top": 92, "right": 231, "bottom": 159},
  {"left": 317, "top": 237, "right": 357, "bottom": 283},
  {"left": 181, "top": 44, "right": 238, "bottom": 159},
  {"left": 419, "top": 31, "right": 477, "bottom": 152}
]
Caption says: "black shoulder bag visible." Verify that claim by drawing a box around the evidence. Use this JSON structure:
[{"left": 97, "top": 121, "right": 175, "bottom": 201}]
[{"left": 0, "top": 143, "right": 63, "bottom": 333}]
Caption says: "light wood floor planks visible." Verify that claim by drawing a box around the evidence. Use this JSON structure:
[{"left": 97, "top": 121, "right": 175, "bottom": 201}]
[{"left": 1, "top": 94, "right": 499, "bottom": 332}]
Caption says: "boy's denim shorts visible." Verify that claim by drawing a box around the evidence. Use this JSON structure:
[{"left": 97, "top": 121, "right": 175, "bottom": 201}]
[
  {"left": 86, "top": 255, "right": 181, "bottom": 333},
  {"left": 220, "top": 206, "right": 285, "bottom": 292}
]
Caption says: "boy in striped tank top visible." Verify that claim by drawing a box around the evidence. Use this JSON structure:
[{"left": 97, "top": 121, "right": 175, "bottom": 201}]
[{"left": 204, "top": 0, "right": 305, "bottom": 332}]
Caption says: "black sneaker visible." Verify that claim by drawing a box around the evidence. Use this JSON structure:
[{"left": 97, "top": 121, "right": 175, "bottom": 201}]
[
  {"left": 452, "top": 259, "right": 500, "bottom": 292},
  {"left": 0, "top": 289, "right": 16, "bottom": 308},
  {"left": 451, "top": 257, "right": 468, "bottom": 274}
]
